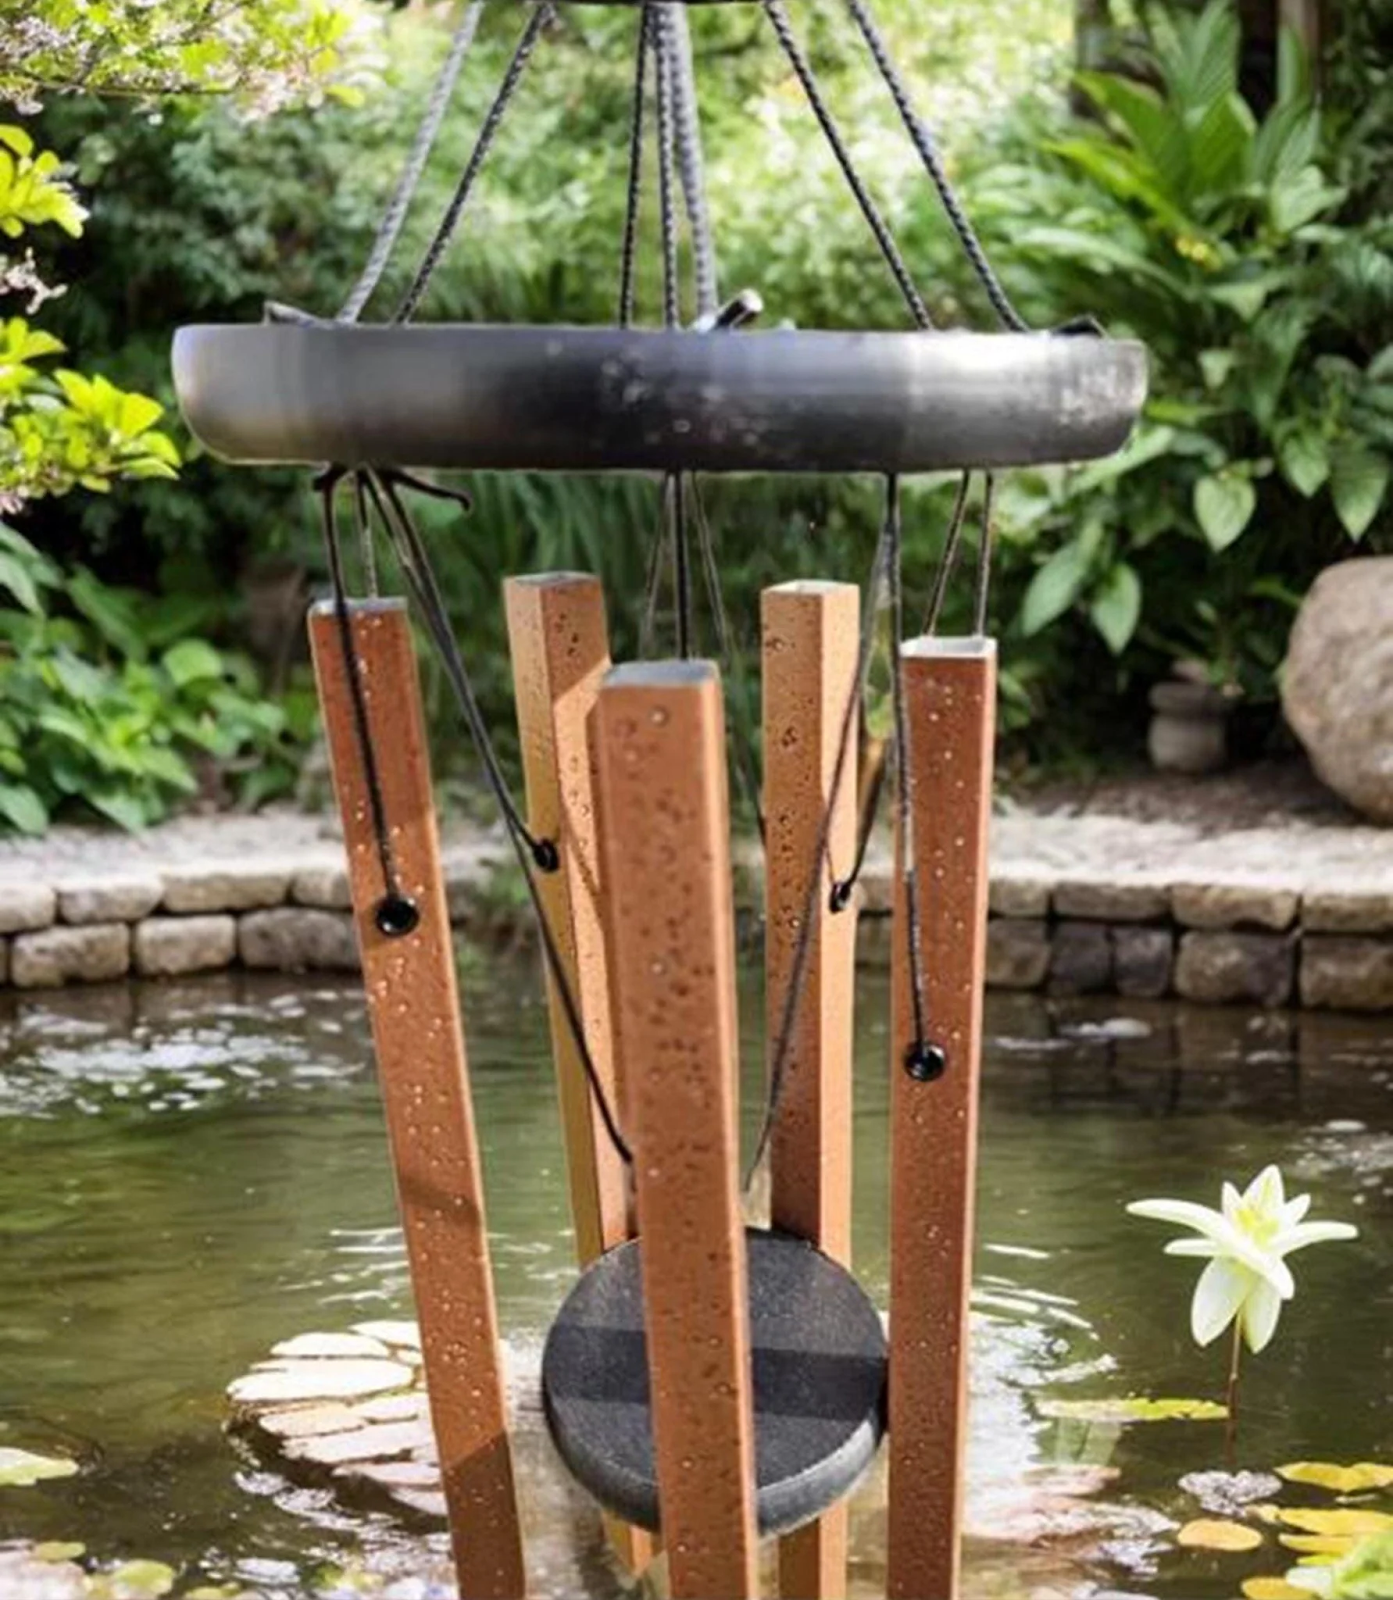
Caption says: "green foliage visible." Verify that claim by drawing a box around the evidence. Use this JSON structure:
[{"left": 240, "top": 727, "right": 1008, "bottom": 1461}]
[
  {"left": 0, "top": 0, "right": 369, "bottom": 112},
  {"left": 0, "top": 522, "right": 313, "bottom": 832},
  {"left": 960, "top": 0, "right": 1393, "bottom": 727},
  {"left": 1327, "top": 1530, "right": 1393, "bottom": 1600},
  {"left": 0, "top": 123, "right": 180, "bottom": 510}
]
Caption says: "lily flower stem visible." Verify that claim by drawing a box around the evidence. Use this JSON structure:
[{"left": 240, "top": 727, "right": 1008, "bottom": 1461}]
[{"left": 1225, "top": 1317, "right": 1242, "bottom": 1465}]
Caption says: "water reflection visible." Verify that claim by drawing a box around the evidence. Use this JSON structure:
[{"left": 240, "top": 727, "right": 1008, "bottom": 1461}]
[{"left": 0, "top": 964, "right": 1388, "bottom": 1598}]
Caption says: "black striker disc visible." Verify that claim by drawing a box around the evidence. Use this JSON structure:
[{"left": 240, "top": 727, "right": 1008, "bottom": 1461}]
[{"left": 541, "top": 1229, "right": 887, "bottom": 1537}]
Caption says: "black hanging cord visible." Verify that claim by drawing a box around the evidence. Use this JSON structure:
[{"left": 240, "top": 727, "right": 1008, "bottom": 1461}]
[
  {"left": 640, "top": 484, "right": 669, "bottom": 661},
  {"left": 831, "top": 475, "right": 970, "bottom": 911},
  {"left": 921, "top": 471, "right": 973, "bottom": 635},
  {"left": 361, "top": 471, "right": 634, "bottom": 1166},
  {"left": 618, "top": 5, "right": 651, "bottom": 328},
  {"left": 316, "top": 470, "right": 418, "bottom": 937},
  {"left": 973, "top": 472, "right": 998, "bottom": 636},
  {"left": 360, "top": 471, "right": 557, "bottom": 874},
  {"left": 690, "top": 477, "right": 766, "bottom": 843},
  {"left": 339, "top": 0, "right": 485, "bottom": 323},
  {"left": 653, "top": 4, "right": 683, "bottom": 332},
  {"left": 760, "top": 0, "right": 932, "bottom": 331},
  {"left": 394, "top": 4, "right": 554, "bottom": 323},
  {"left": 668, "top": 4, "right": 719, "bottom": 320},
  {"left": 885, "top": 475, "right": 939, "bottom": 1082},
  {"left": 845, "top": 0, "right": 1029, "bottom": 333},
  {"left": 744, "top": 500, "right": 893, "bottom": 1188},
  {"left": 352, "top": 470, "right": 379, "bottom": 598},
  {"left": 669, "top": 473, "right": 693, "bottom": 659}
]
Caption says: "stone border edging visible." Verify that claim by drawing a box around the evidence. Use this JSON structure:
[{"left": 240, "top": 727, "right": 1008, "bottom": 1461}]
[{"left": 2, "top": 816, "right": 1392, "bottom": 1010}]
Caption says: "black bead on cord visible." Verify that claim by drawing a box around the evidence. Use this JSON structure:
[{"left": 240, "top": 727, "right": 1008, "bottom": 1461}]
[{"left": 316, "top": 468, "right": 420, "bottom": 941}]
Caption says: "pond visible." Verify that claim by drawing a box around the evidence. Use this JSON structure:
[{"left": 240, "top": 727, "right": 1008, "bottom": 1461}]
[{"left": 1, "top": 957, "right": 1390, "bottom": 1599}]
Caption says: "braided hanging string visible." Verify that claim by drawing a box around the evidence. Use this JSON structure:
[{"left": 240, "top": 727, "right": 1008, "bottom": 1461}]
[
  {"left": 360, "top": 472, "right": 557, "bottom": 873},
  {"left": 883, "top": 475, "right": 936, "bottom": 1078},
  {"left": 317, "top": 471, "right": 413, "bottom": 933},
  {"left": 760, "top": 0, "right": 931, "bottom": 330},
  {"left": 745, "top": 497, "right": 893, "bottom": 1186},
  {"left": 394, "top": 3, "right": 554, "bottom": 323},
  {"left": 652, "top": 6, "right": 695, "bottom": 659},
  {"left": 668, "top": 3, "right": 719, "bottom": 321},
  {"left": 973, "top": 473, "right": 999, "bottom": 635},
  {"left": 618, "top": 5, "right": 651, "bottom": 328},
  {"left": 689, "top": 478, "right": 767, "bottom": 845},
  {"left": 833, "top": 473, "right": 973, "bottom": 911},
  {"left": 921, "top": 472, "right": 973, "bottom": 636},
  {"left": 845, "top": 0, "right": 1029, "bottom": 332},
  {"left": 359, "top": 470, "right": 633, "bottom": 1165},
  {"left": 338, "top": 0, "right": 485, "bottom": 323}
]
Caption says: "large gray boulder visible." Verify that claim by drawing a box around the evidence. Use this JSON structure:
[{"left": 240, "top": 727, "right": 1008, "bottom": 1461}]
[{"left": 1283, "top": 557, "right": 1393, "bottom": 823}]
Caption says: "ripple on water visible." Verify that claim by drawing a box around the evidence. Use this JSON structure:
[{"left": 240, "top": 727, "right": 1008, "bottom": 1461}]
[{"left": 1, "top": 971, "right": 1390, "bottom": 1598}]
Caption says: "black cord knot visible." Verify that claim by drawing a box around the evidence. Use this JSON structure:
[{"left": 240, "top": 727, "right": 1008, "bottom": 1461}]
[
  {"left": 904, "top": 1040, "right": 947, "bottom": 1083},
  {"left": 375, "top": 894, "right": 422, "bottom": 938},
  {"left": 532, "top": 838, "right": 561, "bottom": 874}
]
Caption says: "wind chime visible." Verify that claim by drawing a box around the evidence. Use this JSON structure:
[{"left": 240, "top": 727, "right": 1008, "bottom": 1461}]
[{"left": 173, "top": 4, "right": 1146, "bottom": 1599}]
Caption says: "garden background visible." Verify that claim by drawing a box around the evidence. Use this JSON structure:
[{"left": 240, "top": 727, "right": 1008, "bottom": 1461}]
[{"left": 3, "top": 0, "right": 1391, "bottom": 834}]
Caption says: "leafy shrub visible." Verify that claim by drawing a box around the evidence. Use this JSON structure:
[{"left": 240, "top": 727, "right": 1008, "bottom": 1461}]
[
  {"left": 961, "top": 0, "right": 1393, "bottom": 727},
  {"left": 0, "top": 522, "right": 313, "bottom": 832}
]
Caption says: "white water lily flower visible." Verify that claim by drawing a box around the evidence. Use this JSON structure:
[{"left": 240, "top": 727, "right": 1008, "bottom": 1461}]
[{"left": 1127, "top": 1165, "right": 1357, "bottom": 1354}]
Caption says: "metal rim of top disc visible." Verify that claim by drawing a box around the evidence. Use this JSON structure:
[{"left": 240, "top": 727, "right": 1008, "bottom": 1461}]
[{"left": 172, "top": 324, "right": 1148, "bottom": 477}]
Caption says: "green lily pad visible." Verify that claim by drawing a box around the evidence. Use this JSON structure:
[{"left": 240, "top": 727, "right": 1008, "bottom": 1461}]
[
  {"left": 0, "top": 1446, "right": 80, "bottom": 1486},
  {"left": 35, "top": 1542, "right": 87, "bottom": 1563},
  {"left": 84, "top": 1558, "right": 177, "bottom": 1599},
  {"left": 1279, "top": 1463, "right": 1393, "bottom": 1495},
  {"left": 1040, "top": 1396, "right": 1228, "bottom": 1423}
]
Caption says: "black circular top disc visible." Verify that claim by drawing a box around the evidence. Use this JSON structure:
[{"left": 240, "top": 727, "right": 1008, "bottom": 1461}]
[
  {"left": 541, "top": 1229, "right": 887, "bottom": 1537},
  {"left": 171, "top": 324, "right": 1148, "bottom": 477}
]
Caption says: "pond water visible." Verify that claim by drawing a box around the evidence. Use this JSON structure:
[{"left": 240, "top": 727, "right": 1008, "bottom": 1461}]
[{"left": 1, "top": 957, "right": 1390, "bottom": 1598}]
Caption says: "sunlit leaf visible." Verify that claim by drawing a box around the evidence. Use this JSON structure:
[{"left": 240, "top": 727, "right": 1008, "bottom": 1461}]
[
  {"left": 0, "top": 1446, "right": 78, "bottom": 1486},
  {"left": 1178, "top": 1518, "right": 1265, "bottom": 1551},
  {"left": 1278, "top": 1510, "right": 1393, "bottom": 1538},
  {"left": 1279, "top": 1464, "right": 1393, "bottom": 1495},
  {"left": 1281, "top": 1534, "right": 1358, "bottom": 1557},
  {"left": 1242, "top": 1581, "right": 1315, "bottom": 1600},
  {"left": 1039, "top": 1396, "right": 1228, "bottom": 1423},
  {"left": 84, "top": 1559, "right": 177, "bottom": 1599}
]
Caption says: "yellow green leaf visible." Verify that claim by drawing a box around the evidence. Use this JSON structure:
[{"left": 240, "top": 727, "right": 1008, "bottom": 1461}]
[
  {"left": 1178, "top": 1518, "right": 1265, "bottom": 1551},
  {"left": 1277, "top": 1461, "right": 1393, "bottom": 1494},
  {"left": 1040, "top": 1395, "right": 1228, "bottom": 1423},
  {"left": 0, "top": 1446, "right": 79, "bottom": 1486},
  {"left": 1241, "top": 1581, "right": 1314, "bottom": 1600},
  {"left": 1277, "top": 1508, "right": 1393, "bottom": 1537},
  {"left": 1280, "top": 1533, "right": 1357, "bottom": 1556},
  {"left": 34, "top": 1542, "right": 85, "bottom": 1563}
]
